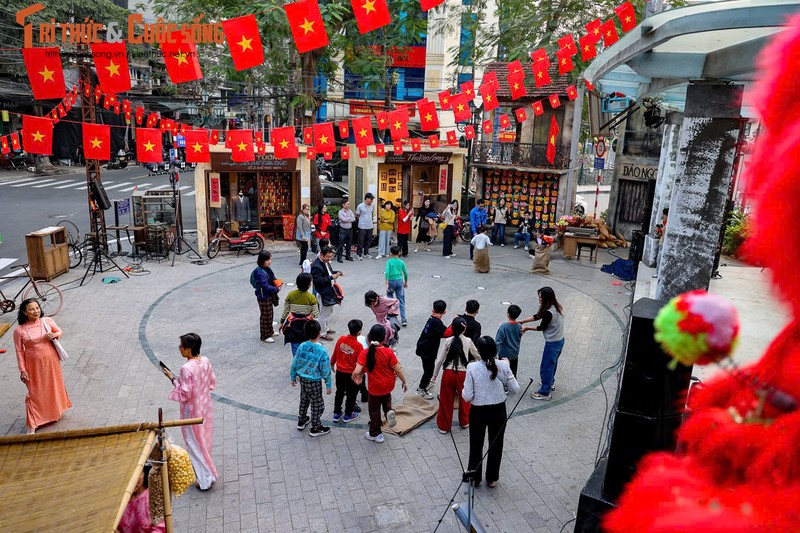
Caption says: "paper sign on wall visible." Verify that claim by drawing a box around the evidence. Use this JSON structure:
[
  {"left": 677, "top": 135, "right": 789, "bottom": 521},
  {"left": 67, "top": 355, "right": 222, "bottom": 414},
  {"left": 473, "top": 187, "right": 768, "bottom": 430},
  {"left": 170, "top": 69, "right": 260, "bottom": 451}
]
[
  {"left": 439, "top": 167, "right": 448, "bottom": 194},
  {"left": 209, "top": 173, "right": 221, "bottom": 208}
]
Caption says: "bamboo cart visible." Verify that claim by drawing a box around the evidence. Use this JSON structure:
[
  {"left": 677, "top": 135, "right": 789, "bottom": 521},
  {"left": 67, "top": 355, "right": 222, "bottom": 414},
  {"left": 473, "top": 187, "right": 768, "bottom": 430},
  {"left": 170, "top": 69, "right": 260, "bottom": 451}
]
[{"left": 0, "top": 409, "right": 201, "bottom": 532}]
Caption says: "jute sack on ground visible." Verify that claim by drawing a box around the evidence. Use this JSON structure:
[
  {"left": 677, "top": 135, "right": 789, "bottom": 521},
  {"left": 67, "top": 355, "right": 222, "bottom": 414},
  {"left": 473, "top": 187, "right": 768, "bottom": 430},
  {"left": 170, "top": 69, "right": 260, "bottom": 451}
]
[{"left": 531, "top": 244, "right": 551, "bottom": 274}]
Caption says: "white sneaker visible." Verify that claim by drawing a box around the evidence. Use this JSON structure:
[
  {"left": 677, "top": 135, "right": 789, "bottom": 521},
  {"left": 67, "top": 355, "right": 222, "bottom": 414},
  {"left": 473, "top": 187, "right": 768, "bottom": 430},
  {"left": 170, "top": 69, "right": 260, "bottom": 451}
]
[
  {"left": 513, "top": 244, "right": 519, "bottom": 249},
  {"left": 524, "top": 246, "right": 529, "bottom": 251},
  {"left": 386, "top": 409, "right": 397, "bottom": 428},
  {"left": 263, "top": 338, "right": 275, "bottom": 343},
  {"left": 375, "top": 255, "right": 382, "bottom": 259},
  {"left": 500, "top": 244, "right": 504, "bottom": 247},
  {"left": 365, "top": 431, "right": 385, "bottom": 443}
]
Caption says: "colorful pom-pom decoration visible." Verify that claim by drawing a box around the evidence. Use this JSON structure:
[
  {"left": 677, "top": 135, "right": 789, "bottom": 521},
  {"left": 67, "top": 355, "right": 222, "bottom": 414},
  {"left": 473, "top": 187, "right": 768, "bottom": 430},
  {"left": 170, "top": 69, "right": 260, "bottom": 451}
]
[{"left": 654, "top": 290, "right": 740, "bottom": 369}]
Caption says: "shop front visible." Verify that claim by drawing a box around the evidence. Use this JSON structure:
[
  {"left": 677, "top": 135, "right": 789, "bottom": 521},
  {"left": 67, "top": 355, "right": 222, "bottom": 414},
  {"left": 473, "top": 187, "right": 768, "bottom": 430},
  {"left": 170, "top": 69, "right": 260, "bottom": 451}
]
[
  {"left": 480, "top": 168, "right": 566, "bottom": 232},
  {"left": 193, "top": 145, "right": 312, "bottom": 252},
  {"left": 347, "top": 146, "right": 468, "bottom": 231}
]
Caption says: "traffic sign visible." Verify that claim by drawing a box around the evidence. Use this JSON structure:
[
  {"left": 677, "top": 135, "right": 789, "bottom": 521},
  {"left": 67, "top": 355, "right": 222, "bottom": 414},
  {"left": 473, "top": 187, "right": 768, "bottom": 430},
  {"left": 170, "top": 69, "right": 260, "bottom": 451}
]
[
  {"left": 593, "top": 157, "right": 605, "bottom": 170},
  {"left": 595, "top": 139, "right": 606, "bottom": 158}
]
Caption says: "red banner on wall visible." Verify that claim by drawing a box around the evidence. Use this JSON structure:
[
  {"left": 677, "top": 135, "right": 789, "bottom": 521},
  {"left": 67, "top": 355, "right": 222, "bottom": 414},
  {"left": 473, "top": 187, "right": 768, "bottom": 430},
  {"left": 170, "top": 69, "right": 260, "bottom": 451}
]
[
  {"left": 209, "top": 173, "right": 221, "bottom": 207},
  {"left": 349, "top": 101, "right": 416, "bottom": 117}
]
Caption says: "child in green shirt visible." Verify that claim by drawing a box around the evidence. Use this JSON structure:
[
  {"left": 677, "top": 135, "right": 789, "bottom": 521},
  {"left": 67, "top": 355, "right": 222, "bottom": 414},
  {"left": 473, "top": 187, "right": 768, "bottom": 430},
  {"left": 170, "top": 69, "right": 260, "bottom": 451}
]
[{"left": 385, "top": 245, "right": 409, "bottom": 326}]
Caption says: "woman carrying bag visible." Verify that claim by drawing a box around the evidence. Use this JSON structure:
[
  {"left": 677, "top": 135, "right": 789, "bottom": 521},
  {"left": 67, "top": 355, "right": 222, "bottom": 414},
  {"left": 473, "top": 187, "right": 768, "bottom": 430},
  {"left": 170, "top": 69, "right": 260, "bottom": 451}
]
[
  {"left": 296, "top": 204, "right": 312, "bottom": 266},
  {"left": 414, "top": 198, "right": 435, "bottom": 253}
]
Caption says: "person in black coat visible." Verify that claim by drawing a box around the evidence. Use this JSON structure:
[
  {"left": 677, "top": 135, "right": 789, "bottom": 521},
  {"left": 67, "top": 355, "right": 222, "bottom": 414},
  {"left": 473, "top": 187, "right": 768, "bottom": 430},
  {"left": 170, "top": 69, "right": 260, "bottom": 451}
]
[{"left": 311, "top": 246, "right": 343, "bottom": 341}]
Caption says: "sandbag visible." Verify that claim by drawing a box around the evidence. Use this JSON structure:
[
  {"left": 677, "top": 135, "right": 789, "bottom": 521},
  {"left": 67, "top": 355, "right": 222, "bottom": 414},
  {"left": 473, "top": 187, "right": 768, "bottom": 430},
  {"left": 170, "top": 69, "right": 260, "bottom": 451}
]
[{"left": 531, "top": 244, "right": 552, "bottom": 274}]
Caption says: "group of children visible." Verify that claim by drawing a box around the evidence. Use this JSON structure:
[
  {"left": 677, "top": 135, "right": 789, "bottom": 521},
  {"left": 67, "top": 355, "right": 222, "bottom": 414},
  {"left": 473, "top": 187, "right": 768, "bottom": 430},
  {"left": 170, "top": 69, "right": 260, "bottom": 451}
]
[{"left": 289, "top": 285, "right": 566, "bottom": 442}]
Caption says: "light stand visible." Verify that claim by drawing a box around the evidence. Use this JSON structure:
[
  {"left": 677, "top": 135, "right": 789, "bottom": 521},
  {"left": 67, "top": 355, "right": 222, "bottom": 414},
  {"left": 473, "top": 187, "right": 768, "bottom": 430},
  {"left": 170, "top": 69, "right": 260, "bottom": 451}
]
[
  {"left": 80, "top": 202, "right": 129, "bottom": 286},
  {"left": 433, "top": 378, "right": 534, "bottom": 533},
  {"left": 168, "top": 168, "right": 202, "bottom": 267}
]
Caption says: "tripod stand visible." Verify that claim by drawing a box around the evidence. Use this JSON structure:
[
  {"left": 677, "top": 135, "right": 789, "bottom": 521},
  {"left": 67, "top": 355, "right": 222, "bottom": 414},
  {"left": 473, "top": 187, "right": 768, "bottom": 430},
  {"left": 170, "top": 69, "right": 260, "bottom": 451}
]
[
  {"left": 168, "top": 169, "right": 202, "bottom": 267},
  {"left": 80, "top": 210, "right": 130, "bottom": 286}
]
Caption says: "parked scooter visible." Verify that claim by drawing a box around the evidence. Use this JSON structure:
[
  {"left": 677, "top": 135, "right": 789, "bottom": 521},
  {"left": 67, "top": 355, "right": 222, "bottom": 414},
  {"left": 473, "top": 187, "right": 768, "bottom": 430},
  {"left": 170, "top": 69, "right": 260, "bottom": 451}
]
[
  {"left": 206, "top": 222, "right": 266, "bottom": 258},
  {"left": 105, "top": 149, "right": 130, "bottom": 170}
]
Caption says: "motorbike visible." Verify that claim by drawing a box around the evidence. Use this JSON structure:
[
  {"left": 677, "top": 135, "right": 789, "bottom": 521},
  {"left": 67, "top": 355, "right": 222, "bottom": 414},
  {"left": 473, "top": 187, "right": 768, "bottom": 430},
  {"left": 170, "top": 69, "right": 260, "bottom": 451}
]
[
  {"left": 207, "top": 222, "right": 266, "bottom": 258},
  {"left": 105, "top": 150, "right": 130, "bottom": 170},
  {"left": 316, "top": 156, "right": 333, "bottom": 181}
]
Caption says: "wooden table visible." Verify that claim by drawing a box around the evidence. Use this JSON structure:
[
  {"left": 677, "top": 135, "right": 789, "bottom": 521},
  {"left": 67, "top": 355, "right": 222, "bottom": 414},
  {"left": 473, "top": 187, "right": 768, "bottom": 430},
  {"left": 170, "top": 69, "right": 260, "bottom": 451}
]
[{"left": 563, "top": 234, "right": 601, "bottom": 263}]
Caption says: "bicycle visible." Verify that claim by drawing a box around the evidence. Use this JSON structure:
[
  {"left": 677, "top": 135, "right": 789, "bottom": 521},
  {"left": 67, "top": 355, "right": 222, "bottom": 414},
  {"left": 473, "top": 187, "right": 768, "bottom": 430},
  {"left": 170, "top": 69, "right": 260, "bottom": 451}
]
[{"left": 0, "top": 264, "right": 64, "bottom": 316}]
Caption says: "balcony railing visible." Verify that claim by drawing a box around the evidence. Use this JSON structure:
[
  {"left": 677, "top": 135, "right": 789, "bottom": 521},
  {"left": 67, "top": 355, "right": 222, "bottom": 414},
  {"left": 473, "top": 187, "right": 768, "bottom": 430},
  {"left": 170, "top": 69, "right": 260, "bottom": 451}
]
[{"left": 472, "top": 141, "right": 570, "bottom": 170}]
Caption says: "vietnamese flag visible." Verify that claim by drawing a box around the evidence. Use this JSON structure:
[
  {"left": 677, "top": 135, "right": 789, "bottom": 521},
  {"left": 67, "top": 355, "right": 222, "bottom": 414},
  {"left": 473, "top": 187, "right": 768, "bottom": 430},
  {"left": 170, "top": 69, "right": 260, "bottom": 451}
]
[
  {"left": 350, "top": 0, "right": 391, "bottom": 34},
  {"left": 546, "top": 116, "right": 560, "bottom": 164},
  {"left": 162, "top": 31, "right": 203, "bottom": 84},
  {"left": 532, "top": 62, "right": 551, "bottom": 88},
  {"left": 586, "top": 18, "right": 602, "bottom": 43},
  {"left": 22, "top": 115, "right": 54, "bottom": 155},
  {"left": 601, "top": 19, "right": 619, "bottom": 47},
  {"left": 388, "top": 108, "right": 409, "bottom": 140},
  {"left": 418, "top": 100, "right": 439, "bottom": 131},
  {"left": 341, "top": 146, "right": 350, "bottom": 159},
  {"left": 306, "top": 147, "right": 317, "bottom": 160},
  {"left": 499, "top": 114, "right": 511, "bottom": 129},
  {"left": 376, "top": 112, "right": 389, "bottom": 130},
  {"left": 358, "top": 146, "right": 368, "bottom": 158},
  {"left": 82, "top": 123, "right": 111, "bottom": 160},
  {"left": 303, "top": 127, "right": 313, "bottom": 144},
  {"left": 482, "top": 120, "right": 493, "bottom": 134},
  {"left": 580, "top": 34, "right": 598, "bottom": 62},
  {"left": 184, "top": 130, "right": 210, "bottom": 163},
  {"left": 428, "top": 135, "right": 440, "bottom": 148},
  {"left": 508, "top": 71, "right": 527, "bottom": 100},
  {"left": 464, "top": 125, "right": 475, "bottom": 140},
  {"left": 222, "top": 15, "right": 265, "bottom": 71},
  {"left": 134, "top": 106, "right": 144, "bottom": 125},
  {"left": 450, "top": 92, "right": 472, "bottom": 122},
  {"left": 137, "top": 128, "right": 162, "bottom": 163},
  {"left": 211, "top": 130, "right": 221, "bottom": 144},
  {"left": 10, "top": 133, "right": 21, "bottom": 151},
  {"left": 556, "top": 48, "right": 575, "bottom": 75},
  {"left": 313, "top": 122, "right": 336, "bottom": 153},
  {"left": 514, "top": 107, "right": 527, "bottom": 123},
  {"left": 94, "top": 86, "right": 103, "bottom": 104},
  {"left": 480, "top": 84, "right": 499, "bottom": 111},
  {"left": 585, "top": 79, "right": 594, "bottom": 91},
  {"left": 229, "top": 130, "right": 255, "bottom": 162},
  {"left": 255, "top": 131, "right": 263, "bottom": 144},
  {"left": 257, "top": 142, "right": 267, "bottom": 155},
  {"left": 285, "top": 0, "right": 329, "bottom": 54},
  {"left": 616, "top": 2, "right": 637, "bottom": 32},
  {"left": 532, "top": 100, "right": 544, "bottom": 116},
  {"left": 481, "top": 71, "right": 499, "bottom": 91},
  {"left": 419, "top": 0, "right": 444, "bottom": 11},
  {"left": 530, "top": 48, "right": 549, "bottom": 65},
  {"left": 271, "top": 126, "right": 299, "bottom": 159},
  {"left": 438, "top": 89, "right": 452, "bottom": 111},
  {"left": 91, "top": 41, "right": 131, "bottom": 94},
  {"left": 460, "top": 80, "right": 475, "bottom": 101},
  {"left": 446, "top": 130, "right": 458, "bottom": 146},
  {"left": 338, "top": 120, "right": 349, "bottom": 138},
  {"left": 375, "top": 143, "right": 385, "bottom": 156},
  {"left": 506, "top": 60, "right": 524, "bottom": 77},
  {"left": 323, "top": 151, "right": 333, "bottom": 160},
  {"left": 558, "top": 34, "right": 578, "bottom": 56},
  {"left": 352, "top": 116, "right": 374, "bottom": 147},
  {"left": 411, "top": 138, "right": 421, "bottom": 152},
  {"left": 392, "top": 141, "right": 403, "bottom": 154},
  {"left": 22, "top": 48, "right": 66, "bottom": 100},
  {"left": 566, "top": 85, "right": 578, "bottom": 101},
  {"left": 549, "top": 94, "right": 561, "bottom": 109},
  {"left": 1, "top": 136, "right": 9, "bottom": 154}
]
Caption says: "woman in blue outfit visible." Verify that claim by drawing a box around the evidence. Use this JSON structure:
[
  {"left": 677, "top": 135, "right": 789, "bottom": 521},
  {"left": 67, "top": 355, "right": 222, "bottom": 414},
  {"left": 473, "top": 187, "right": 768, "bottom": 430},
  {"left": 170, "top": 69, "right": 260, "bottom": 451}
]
[{"left": 520, "top": 286, "right": 565, "bottom": 400}]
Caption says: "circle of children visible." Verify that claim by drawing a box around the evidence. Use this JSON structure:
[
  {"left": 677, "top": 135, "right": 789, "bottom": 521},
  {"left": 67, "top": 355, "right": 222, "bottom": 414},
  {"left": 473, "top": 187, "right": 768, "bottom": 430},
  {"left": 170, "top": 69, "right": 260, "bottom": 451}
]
[{"left": 251, "top": 234, "right": 567, "bottom": 450}]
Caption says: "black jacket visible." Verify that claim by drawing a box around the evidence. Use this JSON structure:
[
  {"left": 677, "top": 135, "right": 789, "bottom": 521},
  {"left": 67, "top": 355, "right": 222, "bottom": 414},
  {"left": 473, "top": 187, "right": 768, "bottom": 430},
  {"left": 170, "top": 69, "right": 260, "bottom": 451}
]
[
  {"left": 311, "top": 257, "right": 340, "bottom": 307},
  {"left": 416, "top": 315, "right": 446, "bottom": 359}
]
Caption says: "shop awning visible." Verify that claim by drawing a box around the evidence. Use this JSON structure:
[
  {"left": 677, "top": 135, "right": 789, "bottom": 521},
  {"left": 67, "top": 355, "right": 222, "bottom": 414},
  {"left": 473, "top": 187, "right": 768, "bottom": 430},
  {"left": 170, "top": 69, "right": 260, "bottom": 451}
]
[{"left": 0, "top": 424, "right": 157, "bottom": 532}]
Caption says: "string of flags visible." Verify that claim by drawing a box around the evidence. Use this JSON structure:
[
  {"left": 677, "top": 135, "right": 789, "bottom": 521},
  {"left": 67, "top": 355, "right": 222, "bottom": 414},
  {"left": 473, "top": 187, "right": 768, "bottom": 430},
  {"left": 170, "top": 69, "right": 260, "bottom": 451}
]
[{"left": 6, "top": 2, "right": 638, "bottom": 165}]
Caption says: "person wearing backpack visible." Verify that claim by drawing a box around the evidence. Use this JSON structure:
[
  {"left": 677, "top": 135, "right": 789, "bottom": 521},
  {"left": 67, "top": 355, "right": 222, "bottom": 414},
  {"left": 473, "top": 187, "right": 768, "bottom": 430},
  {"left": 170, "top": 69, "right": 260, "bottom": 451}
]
[
  {"left": 279, "top": 273, "right": 320, "bottom": 356},
  {"left": 252, "top": 250, "right": 281, "bottom": 343}
]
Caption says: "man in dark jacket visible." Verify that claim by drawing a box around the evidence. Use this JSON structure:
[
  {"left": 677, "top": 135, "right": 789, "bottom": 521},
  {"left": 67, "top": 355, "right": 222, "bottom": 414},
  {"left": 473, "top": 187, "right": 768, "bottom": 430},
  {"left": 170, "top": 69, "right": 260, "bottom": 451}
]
[
  {"left": 415, "top": 299, "right": 447, "bottom": 400},
  {"left": 311, "top": 246, "right": 343, "bottom": 341}
]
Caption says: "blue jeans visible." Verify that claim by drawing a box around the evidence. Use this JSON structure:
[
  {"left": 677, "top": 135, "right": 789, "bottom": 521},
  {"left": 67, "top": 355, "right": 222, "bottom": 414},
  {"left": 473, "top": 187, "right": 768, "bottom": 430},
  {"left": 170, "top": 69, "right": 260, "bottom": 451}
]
[
  {"left": 386, "top": 279, "right": 406, "bottom": 322},
  {"left": 514, "top": 232, "right": 531, "bottom": 248},
  {"left": 491, "top": 224, "right": 505, "bottom": 244},
  {"left": 538, "top": 338, "right": 565, "bottom": 395},
  {"left": 378, "top": 230, "right": 392, "bottom": 256},
  {"left": 291, "top": 342, "right": 300, "bottom": 357}
]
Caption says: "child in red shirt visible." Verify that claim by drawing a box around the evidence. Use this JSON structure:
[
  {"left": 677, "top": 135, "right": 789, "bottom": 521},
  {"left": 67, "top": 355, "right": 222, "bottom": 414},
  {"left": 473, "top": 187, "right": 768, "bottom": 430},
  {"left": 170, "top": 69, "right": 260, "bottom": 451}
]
[
  {"left": 352, "top": 324, "right": 408, "bottom": 444},
  {"left": 330, "top": 319, "right": 364, "bottom": 423},
  {"left": 397, "top": 200, "right": 413, "bottom": 257}
]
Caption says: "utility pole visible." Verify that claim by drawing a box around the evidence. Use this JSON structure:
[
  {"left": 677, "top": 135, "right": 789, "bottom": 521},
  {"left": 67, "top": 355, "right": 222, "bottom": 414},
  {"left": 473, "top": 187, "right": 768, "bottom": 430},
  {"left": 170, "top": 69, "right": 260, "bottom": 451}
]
[{"left": 78, "top": 48, "right": 107, "bottom": 242}]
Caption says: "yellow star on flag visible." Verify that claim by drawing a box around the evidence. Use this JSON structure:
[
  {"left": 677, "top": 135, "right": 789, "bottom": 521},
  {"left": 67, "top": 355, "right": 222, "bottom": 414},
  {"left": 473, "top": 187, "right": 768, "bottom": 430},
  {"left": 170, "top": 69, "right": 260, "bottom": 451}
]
[
  {"left": 39, "top": 66, "right": 55, "bottom": 83},
  {"left": 606, "top": 30, "right": 613, "bottom": 38},
  {"left": 593, "top": 27, "right": 600, "bottom": 35},
  {"left": 485, "top": 94, "right": 492, "bottom": 102},
  {"left": 175, "top": 50, "right": 189, "bottom": 66},
  {"left": 513, "top": 83, "right": 520, "bottom": 90},
  {"left": 362, "top": 0, "right": 376, "bottom": 13},
  {"left": 300, "top": 18, "right": 315, "bottom": 34},
  {"left": 424, "top": 113, "right": 433, "bottom": 122},
  {"left": 105, "top": 61, "right": 120, "bottom": 77},
  {"left": 561, "top": 58, "right": 567, "bottom": 66},
  {"left": 536, "top": 71, "right": 543, "bottom": 79},
  {"left": 238, "top": 36, "right": 253, "bottom": 52},
  {"left": 625, "top": 16, "right": 632, "bottom": 23},
  {"left": 32, "top": 131, "right": 45, "bottom": 142},
  {"left": 442, "top": 97, "right": 449, "bottom": 105},
  {"left": 192, "top": 142, "right": 203, "bottom": 153},
  {"left": 393, "top": 121, "right": 402, "bottom": 130},
  {"left": 358, "top": 128, "right": 367, "bottom": 138},
  {"left": 584, "top": 45, "right": 591, "bottom": 52},
  {"left": 457, "top": 103, "right": 465, "bottom": 112},
  {"left": 318, "top": 134, "right": 329, "bottom": 145},
  {"left": 466, "top": 89, "right": 473, "bottom": 96},
  {"left": 550, "top": 135, "right": 556, "bottom": 144},
  {"left": 143, "top": 141, "right": 155, "bottom": 152},
  {"left": 279, "top": 139, "right": 289, "bottom": 149},
  {"left": 90, "top": 137, "right": 102, "bottom": 149},
  {"left": 237, "top": 141, "right": 248, "bottom": 152}
]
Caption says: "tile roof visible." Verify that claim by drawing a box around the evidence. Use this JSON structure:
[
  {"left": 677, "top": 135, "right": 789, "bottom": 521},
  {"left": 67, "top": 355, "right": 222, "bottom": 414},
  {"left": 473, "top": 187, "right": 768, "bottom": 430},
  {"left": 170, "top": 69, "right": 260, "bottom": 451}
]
[{"left": 483, "top": 61, "right": 573, "bottom": 100}]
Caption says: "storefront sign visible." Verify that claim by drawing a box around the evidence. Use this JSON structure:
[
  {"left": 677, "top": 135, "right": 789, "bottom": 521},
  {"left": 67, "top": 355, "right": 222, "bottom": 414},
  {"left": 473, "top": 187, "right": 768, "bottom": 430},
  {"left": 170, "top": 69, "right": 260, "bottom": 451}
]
[
  {"left": 349, "top": 101, "right": 416, "bottom": 117},
  {"left": 210, "top": 152, "right": 296, "bottom": 172},
  {"left": 209, "top": 172, "right": 221, "bottom": 208},
  {"left": 438, "top": 168, "right": 448, "bottom": 194},
  {"left": 620, "top": 162, "right": 658, "bottom": 181},
  {"left": 383, "top": 152, "right": 452, "bottom": 165}
]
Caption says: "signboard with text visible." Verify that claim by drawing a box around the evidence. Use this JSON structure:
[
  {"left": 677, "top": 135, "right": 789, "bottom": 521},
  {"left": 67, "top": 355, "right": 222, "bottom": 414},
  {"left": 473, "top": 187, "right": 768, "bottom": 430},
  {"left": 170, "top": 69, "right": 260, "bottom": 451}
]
[
  {"left": 209, "top": 173, "right": 221, "bottom": 208},
  {"left": 383, "top": 152, "right": 452, "bottom": 165}
]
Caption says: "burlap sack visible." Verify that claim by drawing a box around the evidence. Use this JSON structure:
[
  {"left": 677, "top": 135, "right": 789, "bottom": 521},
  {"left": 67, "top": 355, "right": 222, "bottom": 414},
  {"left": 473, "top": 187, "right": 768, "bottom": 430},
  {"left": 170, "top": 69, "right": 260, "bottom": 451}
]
[{"left": 531, "top": 244, "right": 551, "bottom": 274}]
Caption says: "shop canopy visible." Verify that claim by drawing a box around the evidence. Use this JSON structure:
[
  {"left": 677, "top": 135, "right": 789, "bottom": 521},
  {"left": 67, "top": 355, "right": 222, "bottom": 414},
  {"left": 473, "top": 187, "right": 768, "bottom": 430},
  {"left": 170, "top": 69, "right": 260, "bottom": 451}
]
[{"left": 0, "top": 423, "right": 161, "bottom": 532}]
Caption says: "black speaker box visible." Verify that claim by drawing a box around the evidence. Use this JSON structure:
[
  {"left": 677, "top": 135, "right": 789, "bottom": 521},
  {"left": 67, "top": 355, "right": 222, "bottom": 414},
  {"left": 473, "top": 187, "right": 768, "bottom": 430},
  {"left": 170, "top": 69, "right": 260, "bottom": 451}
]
[
  {"left": 628, "top": 230, "right": 644, "bottom": 263},
  {"left": 575, "top": 458, "right": 615, "bottom": 532},
  {"left": 90, "top": 179, "right": 111, "bottom": 210}
]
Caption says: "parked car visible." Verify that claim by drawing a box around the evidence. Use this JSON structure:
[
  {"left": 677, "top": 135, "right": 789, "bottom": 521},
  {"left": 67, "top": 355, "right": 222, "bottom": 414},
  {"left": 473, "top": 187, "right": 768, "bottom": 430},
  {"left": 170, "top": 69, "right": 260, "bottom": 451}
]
[{"left": 321, "top": 182, "right": 349, "bottom": 206}]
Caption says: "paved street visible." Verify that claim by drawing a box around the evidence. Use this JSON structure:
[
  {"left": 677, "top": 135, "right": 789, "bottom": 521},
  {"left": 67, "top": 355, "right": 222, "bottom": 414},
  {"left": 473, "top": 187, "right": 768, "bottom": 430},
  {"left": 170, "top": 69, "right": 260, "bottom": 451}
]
[{"left": 0, "top": 238, "right": 629, "bottom": 532}]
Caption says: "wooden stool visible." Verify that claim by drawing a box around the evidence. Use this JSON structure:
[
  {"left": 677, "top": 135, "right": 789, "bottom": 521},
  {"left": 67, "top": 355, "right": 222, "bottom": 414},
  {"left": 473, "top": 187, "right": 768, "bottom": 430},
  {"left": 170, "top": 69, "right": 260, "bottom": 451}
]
[{"left": 577, "top": 242, "right": 597, "bottom": 262}]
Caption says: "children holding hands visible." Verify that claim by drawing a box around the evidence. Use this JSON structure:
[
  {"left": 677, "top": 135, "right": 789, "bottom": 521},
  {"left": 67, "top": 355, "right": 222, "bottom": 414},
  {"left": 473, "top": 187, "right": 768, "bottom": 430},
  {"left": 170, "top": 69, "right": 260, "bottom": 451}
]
[{"left": 290, "top": 320, "right": 333, "bottom": 437}]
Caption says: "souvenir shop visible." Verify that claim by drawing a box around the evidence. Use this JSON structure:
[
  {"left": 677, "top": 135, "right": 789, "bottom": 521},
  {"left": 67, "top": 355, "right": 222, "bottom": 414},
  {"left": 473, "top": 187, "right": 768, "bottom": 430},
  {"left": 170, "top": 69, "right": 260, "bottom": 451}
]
[
  {"left": 192, "top": 145, "right": 313, "bottom": 252},
  {"left": 481, "top": 169, "right": 565, "bottom": 231},
  {"left": 347, "top": 146, "right": 468, "bottom": 229}
]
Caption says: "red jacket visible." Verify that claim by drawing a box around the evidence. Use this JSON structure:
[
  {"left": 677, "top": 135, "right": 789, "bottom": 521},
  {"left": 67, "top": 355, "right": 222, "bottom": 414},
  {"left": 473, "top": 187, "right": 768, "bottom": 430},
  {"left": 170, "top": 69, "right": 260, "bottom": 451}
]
[{"left": 313, "top": 212, "right": 332, "bottom": 239}]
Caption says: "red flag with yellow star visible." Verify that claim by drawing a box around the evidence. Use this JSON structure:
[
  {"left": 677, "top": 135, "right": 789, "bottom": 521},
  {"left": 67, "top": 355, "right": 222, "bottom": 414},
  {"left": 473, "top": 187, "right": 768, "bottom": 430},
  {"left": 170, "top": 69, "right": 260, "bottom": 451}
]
[
  {"left": 183, "top": 130, "right": 210, "bottom": 163},
  {"left": 546, "top": 116, "right": 560, "bottom": 164},
  {"left": 22, "top": 48, "right": 66, "bottom": 100},
  {"left": 306, "top": 147, "right": 317, "bottom": 160},
  {"left": 481, "top": 71, "right": 499, "bottom": 91},
  {"left": 418, "top": 100, "right": 440, "bottom": 132},
  {"left": 507, "top": 60, "right": 524, "bottom": 77},
  {"left": 338, "top": 120, "right": 349, "bottom": 138},
  {"left": 270, "top": 126, "right": 299, "bottom": 159},
  {"left": 313, "top": 122, "right": 336, "bottom": 153},
  {"left": 579, "top": 33, "right": 598, "bottom": 62},
  {"left": 508, "top": 71, "right": 527, "bottom": 100},
  {"left": 91, "top": 42, "right": 131, "bottom": 94},
  {"left": 388, "top": 108, "right": 409, "bottom": 140},
  {"left": 556, "top": 47, "right": 575, "bottom": 75},
  {"left": 358, "top": 146, "right": 368, "bottom": 158},
  {"left": 392, "top": 141, "right": 403, "bottom": 154},
  {"left": 229, "top": 130, "right": 255, "bottom": 162},
  {"left": 616, "top": 2, "right": 637, "bottom": 32},
  {"left": 499, "top": 114, "right": 511, "bottom": 129},
  {"left": 211, "top": 130, "right": 221, "bottom": 144},
  {"left": 376, "top": 112, "right": 389, "bottom": 130},
  {"left": 460, "top": 80, "right": 475, "bottom": 101},
  {"left": 530, "top": 48, "right": 549, "bottom": 65},
  {"left": 82, "top": 123, "right": 111, "bottom": 161},
  {"left": 303, "top": 127, "right": 313, "bottom": 145},
  {"left": 10, "top": 133, "right": 21, "bottom": 151},
  {"left": 375, "top": 143, "right": 385, "bottom": 156},
  {"left": 549, "top": 94, "right": 561, "bottom": 109},
  {"left": 438, "top": 89, "right": 452, "bottom": 111},
  {"left": 285, "top": 0, "right": 329, "bottom": 53},
  {"left": 514, "top": 107, "right": 527, "bottom": 123},
  {"left": 419, "top": 0, "right": 444, "bottom": 11},
  {"left": 428, "top": 135, "right": 440, "bottom": 148},
  {"left": 411, "top": 138, "right": 421, "bottom": 152},
  {"left": 161, "top": 31, "right": 203, "bottom": 84},
  {"left": 352, "top": 116, "right": 375, "bottom": 147},
  {"left": 0, "top": 136, "right": 9, "bottom": 155},
  {"left": 22, "top": 115, "right": 54, "bottom": 155},
  {"left": 532, "top": 62, "right": 551, "bottom": 88},
  {"left": 566, "top": 85, "right": 578, "bottom": 101},
  {"left": 446, "top": 130, "right": 458, "bottom": 146},
  {"left": 350, "top": 0, "right": 391, "bottom": 34},
  {"left": 450, "top": 92, "right": 472, "bottom": 122},
  {"left": 482, "top": 120, "right": 493, "bottom": 135},
  {"left": 223, "top": 15, "right": 265, "bottom": 71},
  {"left": 601, "top": 19, "right": 619, "bottom": 47},
  {"left": 479, "top": 84, "right": 498, "bottom": 111},
  {"left": 558, "top": 34, "right": 578, "bottom": 56},
  {"left": 341, "top": 146, "right": 350, "bottom": 159},
  {"left": 465, "top": 125, "right": 475, "bottom": 140},
  {"left": 136, "top": 128, "right": 163, "bottom": 163},
  {"left": 532, "top": 100, "right": 544, "bottom": 116},
  {"left": 585, "top": 18, "right": 602, "bottom": 43}
]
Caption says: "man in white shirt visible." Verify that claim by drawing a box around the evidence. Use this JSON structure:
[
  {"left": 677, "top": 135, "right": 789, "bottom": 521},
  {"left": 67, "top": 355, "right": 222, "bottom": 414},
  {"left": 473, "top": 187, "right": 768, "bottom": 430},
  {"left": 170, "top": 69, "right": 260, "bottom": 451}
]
[{"left": 355, "top": 193, "right": 375, "bottom": 260}]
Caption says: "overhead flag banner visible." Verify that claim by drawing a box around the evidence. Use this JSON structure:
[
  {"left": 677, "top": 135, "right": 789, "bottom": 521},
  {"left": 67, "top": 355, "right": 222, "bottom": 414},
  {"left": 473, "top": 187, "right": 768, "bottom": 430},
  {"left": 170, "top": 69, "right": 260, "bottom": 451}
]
[
  {"left": 222, "top": 15, "right": 266, "bottom": 71},
  {"left": 136, "top": 128, "right": 163, "bottom": 163},
  {"left": 285, "top": 0, "right": 329, "bottom": 53},
  {"left": 91, "top": 41, "right": 132, "bottom": 94},
  {"left": 22, "top": 48, "right": 66, "bottom": 100},
  {"left": 82, "top": 123, "right": 111, "bottom": 161},
  {"left": 22, "top": 115, "right": 54, "bottom": 155},
  {"left": 161, "top": 31, "right": 203, "bottom": 84},
  {"left": 350, "top": 0, "right": 392, "bottom": 34},
  {"left": 183, "top": 129, "right": 211, "bottom": 163}
]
